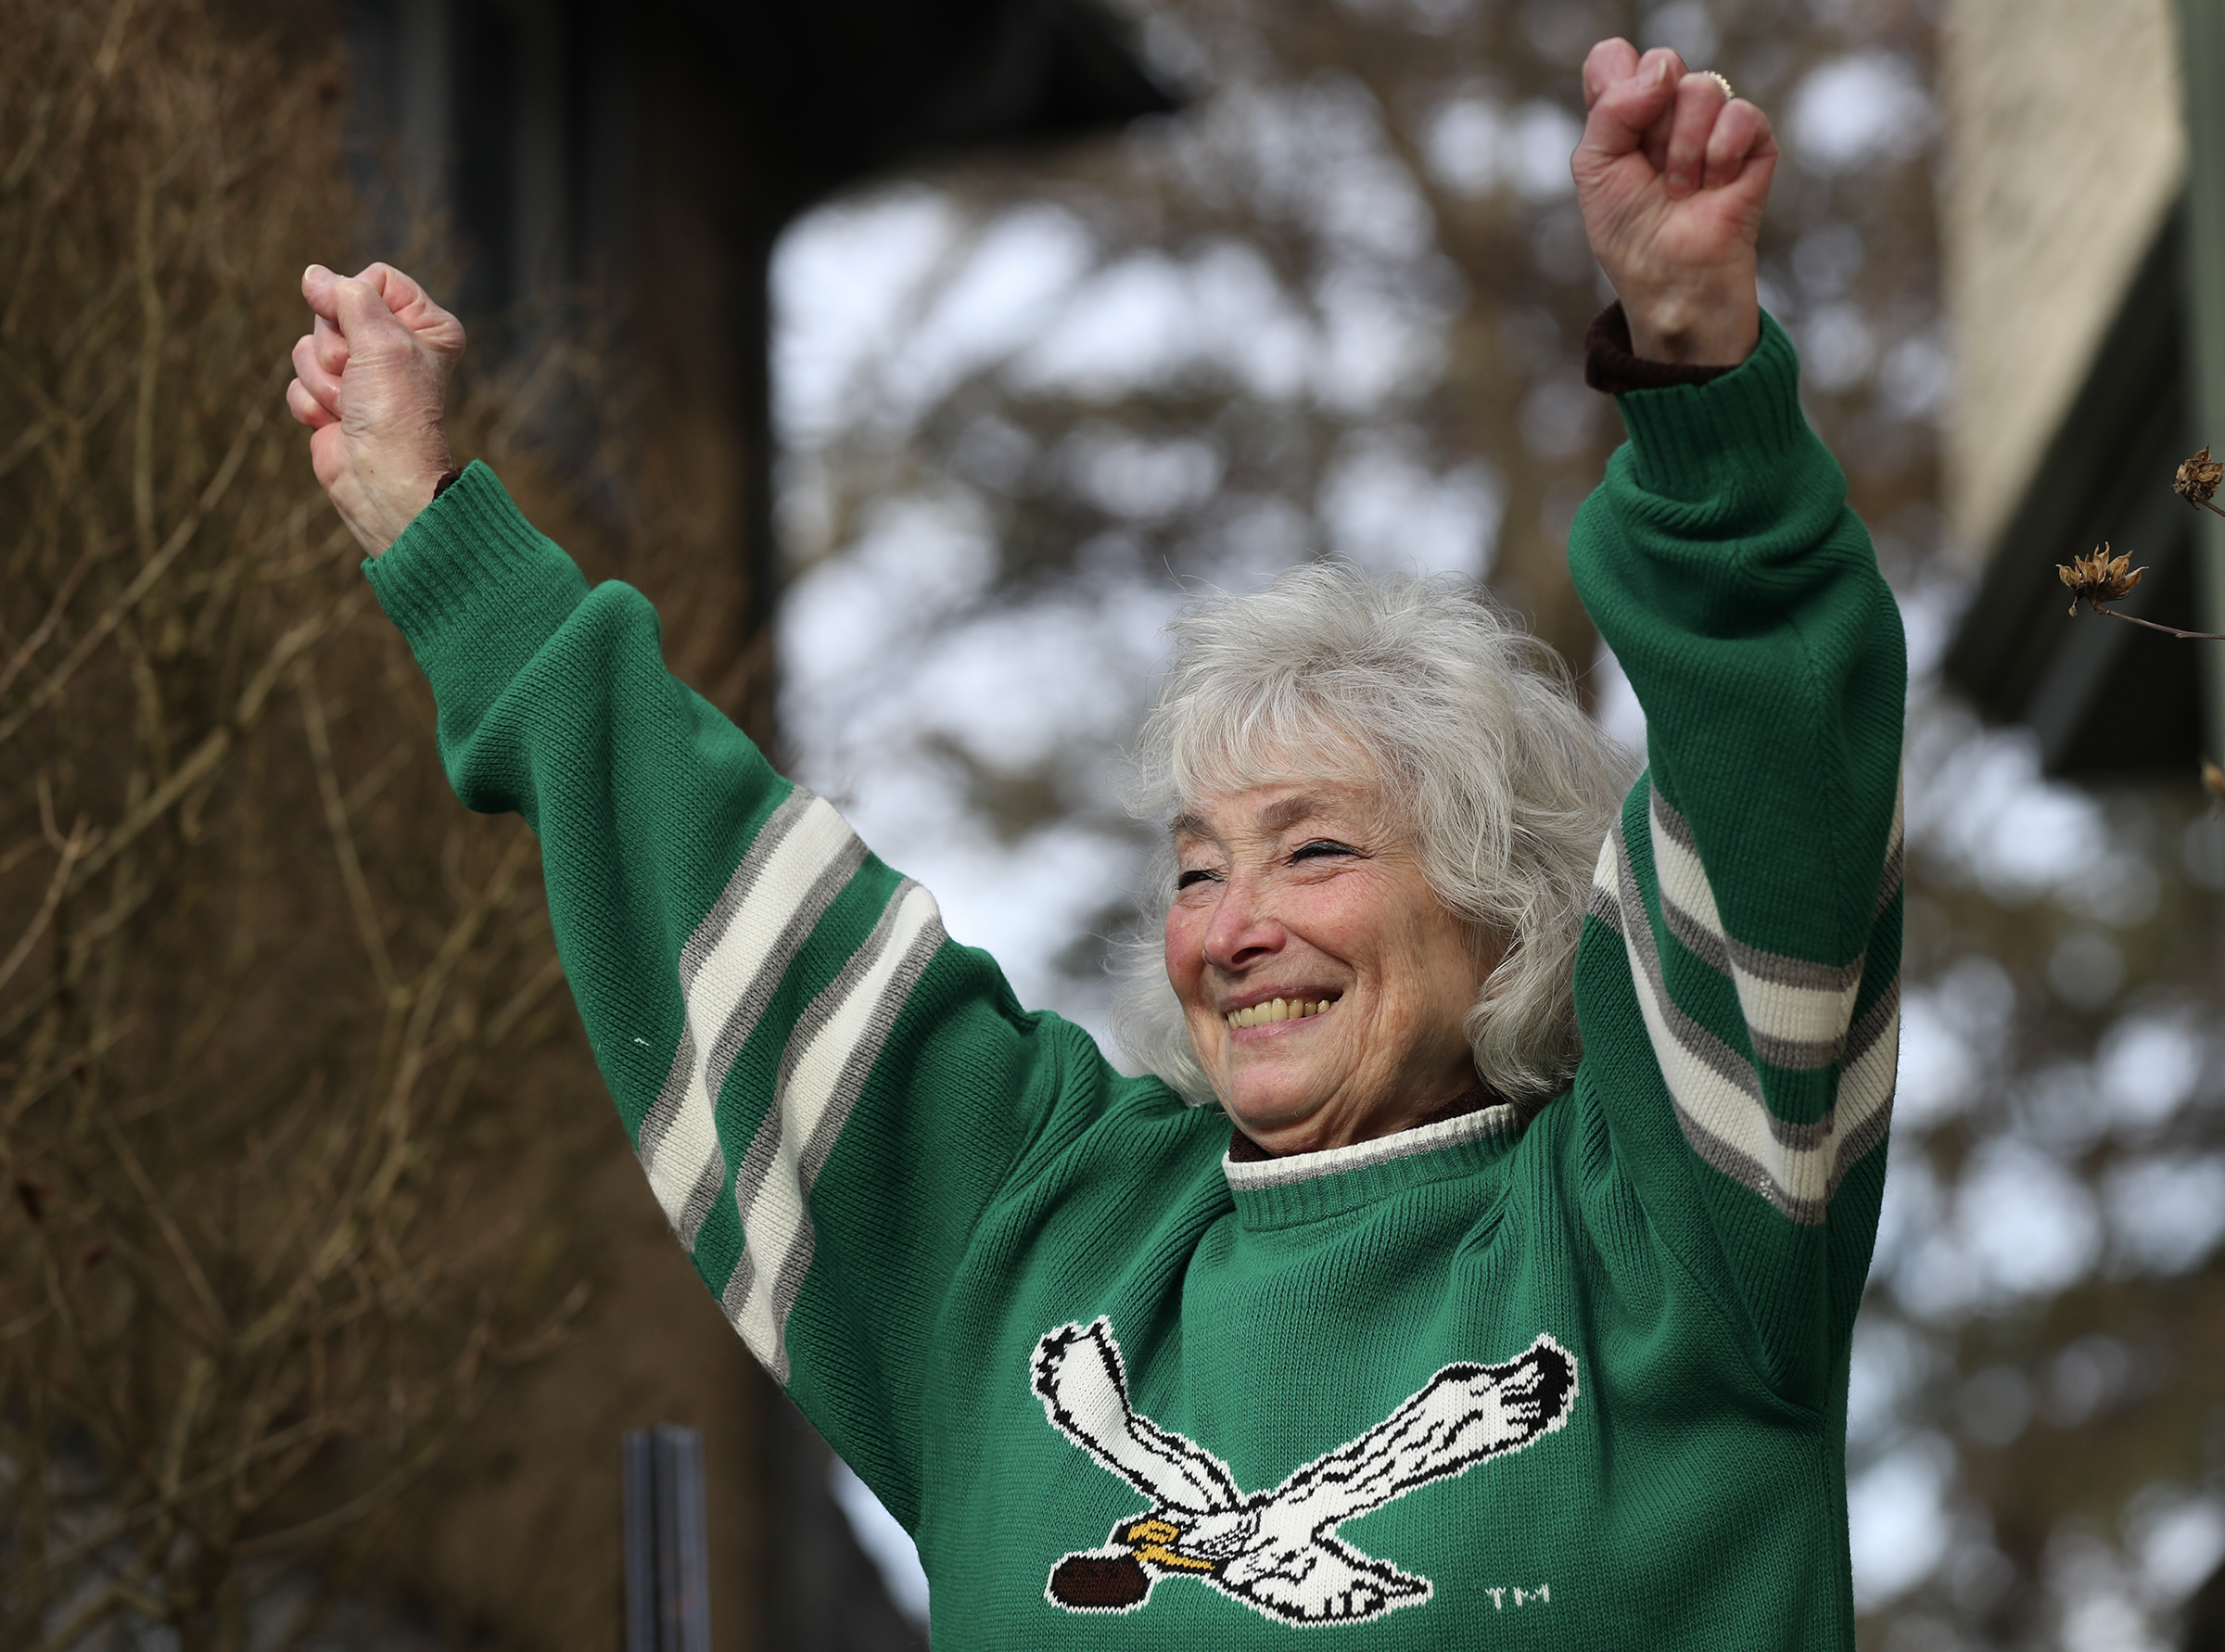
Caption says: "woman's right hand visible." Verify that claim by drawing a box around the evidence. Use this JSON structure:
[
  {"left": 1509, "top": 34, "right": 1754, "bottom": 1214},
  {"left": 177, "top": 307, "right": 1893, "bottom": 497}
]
[
  {"left": 1571, "top": 41, "right": 1775, "bottom": 368},
  {"left": 286, "top": 263, "right": 465, "bottom": 557}
]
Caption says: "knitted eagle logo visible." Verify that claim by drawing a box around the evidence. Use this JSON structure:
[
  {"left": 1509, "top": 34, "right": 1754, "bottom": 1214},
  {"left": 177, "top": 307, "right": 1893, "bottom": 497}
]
[{"left": 1031, "top": 1319, "right": 1578, "bottom": 1626}]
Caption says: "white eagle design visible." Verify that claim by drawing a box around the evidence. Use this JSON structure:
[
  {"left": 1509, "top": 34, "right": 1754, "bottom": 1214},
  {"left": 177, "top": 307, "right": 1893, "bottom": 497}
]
[{"left": 1031, "top": 1318, "right": 1578, "bottom": 1626}]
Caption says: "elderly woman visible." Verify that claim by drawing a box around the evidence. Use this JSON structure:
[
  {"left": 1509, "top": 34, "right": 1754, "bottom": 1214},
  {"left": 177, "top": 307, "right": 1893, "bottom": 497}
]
[{"left": 289, "top": 40, "right": 1901, "bottom": 1648}]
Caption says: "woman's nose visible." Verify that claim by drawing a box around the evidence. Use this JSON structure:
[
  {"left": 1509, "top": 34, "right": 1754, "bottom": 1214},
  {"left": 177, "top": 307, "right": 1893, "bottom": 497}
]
[{"left": 1202, "top": 883, "right": 1284, "bottom": 972}]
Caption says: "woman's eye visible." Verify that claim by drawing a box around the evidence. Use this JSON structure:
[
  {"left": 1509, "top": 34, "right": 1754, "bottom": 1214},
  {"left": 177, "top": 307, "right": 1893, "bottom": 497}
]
[
  {"left": 1291, "top": 839, "right": 1357, "bottom": 863},
  {"left": 1176, "top": 868, "right": 1219, "bottom": 890}
]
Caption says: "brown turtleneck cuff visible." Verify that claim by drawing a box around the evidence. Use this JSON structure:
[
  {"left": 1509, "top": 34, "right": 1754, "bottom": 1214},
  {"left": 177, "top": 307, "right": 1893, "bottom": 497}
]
[{"left": 1583, "top": 301, "right": 1739, "bottom": 396}]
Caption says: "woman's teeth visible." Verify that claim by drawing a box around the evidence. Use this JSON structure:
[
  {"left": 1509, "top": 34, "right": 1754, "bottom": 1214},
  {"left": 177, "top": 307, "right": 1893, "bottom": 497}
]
[{"left": 1226, "top": 998, "right": 1332, "bottom": 1030}]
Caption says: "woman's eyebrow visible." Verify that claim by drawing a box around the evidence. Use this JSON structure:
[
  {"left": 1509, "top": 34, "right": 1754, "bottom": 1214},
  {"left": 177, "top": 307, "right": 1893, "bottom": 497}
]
[
  {"left": 1257, "top": 795, "right": 1331, "bottom": 833},
  {"left": 1170, "top": 794, "right": 1342, "bottom": 845}
]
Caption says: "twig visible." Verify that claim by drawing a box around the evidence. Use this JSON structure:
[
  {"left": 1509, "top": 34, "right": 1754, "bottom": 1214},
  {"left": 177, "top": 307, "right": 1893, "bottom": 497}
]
[
  {"left": 0, "top": 1302, "right": 55, "bottom": 1341},
  {"left": 0, "top": 820, "right": 92, "bottom": 998},
  {"left": 24, "top": 1578, "right": 134, "bottom": 1652},
  {"left": 480, "top": 948, "right": 567, "bottom": 1048},
  {"left": 66, "top": 587, "right": 366, "bottom": 890},
  {"left": 132, "top": 172, "right": 161, "bottom": 564},
  {"left": 158, "top": 1355, "right": 214, "bottom": 1502},
  {"left": 0, "top": 532, "right": 112, "bottom": 703},
  {"left": 232, "top": 1418, "right": 464, "bottom": 1559},
  {"left": 0, "top": 1408, "right": 336, "bottom": 1595},
  {"left": 2085, "top": 603, "right": 2225, "bottom": 641},
  {"left": 0, "top": 413, "right": 48, "bottom": 478},
  {"left": 296, "top": 670, "right": 397, "bottom": 998},
  {"left": 92, "top": 1109, "right": 231, "bottom": 1343},
  {"left": 377, "top": 829, "right": 540, "bottom": 1133},
  {"left": 0, "top": 835, "right": 50, "bottom": 879},
  {"left": 338, "top": 738, "right": 418, "bottom": 819},
  {"left": 0, "top": 402, "right": 264, "bottom": 749}
]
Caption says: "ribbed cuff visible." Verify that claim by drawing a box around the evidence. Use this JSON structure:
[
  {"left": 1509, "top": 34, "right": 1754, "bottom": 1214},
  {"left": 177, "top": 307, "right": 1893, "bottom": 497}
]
[
  {"left": 363, "top": 460, "right": 587, "bottom": 657},
  {"left": 1607, "top": 311, "right": 1811, "bottom": 504}
]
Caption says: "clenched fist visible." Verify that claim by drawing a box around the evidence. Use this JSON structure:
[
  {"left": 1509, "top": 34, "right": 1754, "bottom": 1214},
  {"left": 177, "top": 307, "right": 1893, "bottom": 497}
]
[
  {"left": 1574, "top": 41, "right": 1778, "bottom": 366},
  {"left": 286, "top": 263, "right": 464, "bottom": 556}
]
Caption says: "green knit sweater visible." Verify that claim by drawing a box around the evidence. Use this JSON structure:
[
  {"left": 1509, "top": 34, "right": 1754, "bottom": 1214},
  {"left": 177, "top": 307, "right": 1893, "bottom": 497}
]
[{"left": 367, "top": 313, "right": 1903, "bottom": 1647}]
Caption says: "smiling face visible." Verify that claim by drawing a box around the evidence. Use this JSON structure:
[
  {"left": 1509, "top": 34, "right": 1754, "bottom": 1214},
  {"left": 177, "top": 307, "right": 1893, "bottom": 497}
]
[{"left": 1163, "top": 775, "right": 1497, "bottom": 1156}]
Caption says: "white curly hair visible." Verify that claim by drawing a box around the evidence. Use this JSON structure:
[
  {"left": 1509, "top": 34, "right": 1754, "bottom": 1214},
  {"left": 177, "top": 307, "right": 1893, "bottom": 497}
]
[{"left": 1112, "top": 563, "right": 1635, "bottom": 1111}]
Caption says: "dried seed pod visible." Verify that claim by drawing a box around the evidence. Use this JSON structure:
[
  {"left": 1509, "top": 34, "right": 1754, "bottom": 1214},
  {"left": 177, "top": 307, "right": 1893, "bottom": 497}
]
[
  {"left": 2177, "top": 446, "right": 2225, "bottom": 507},
  {"left": 2056, "top": 542, "right": 2146, "bottom": 614}
]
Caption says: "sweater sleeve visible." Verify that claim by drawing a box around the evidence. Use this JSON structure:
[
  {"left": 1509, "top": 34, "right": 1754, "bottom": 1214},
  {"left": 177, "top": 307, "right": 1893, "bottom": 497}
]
[
  {"left": 1567, "top": 313, "right": 1904, "bottom": 1405},
  {"left": 364, "top": 465, "right": 1147, "bottom": 1523}
]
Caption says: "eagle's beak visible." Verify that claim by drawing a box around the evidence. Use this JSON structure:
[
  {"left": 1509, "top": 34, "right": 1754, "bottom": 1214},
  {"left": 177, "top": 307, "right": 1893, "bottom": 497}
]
[{"left": 1122, "top": 1517, "right": 1217, "bottom": 1574}]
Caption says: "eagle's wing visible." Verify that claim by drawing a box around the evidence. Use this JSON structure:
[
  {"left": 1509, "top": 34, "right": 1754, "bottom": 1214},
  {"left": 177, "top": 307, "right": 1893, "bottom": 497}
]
[
  {"left": 1214, "top": 1531, "right": 1431, "bottom": 1624},
  {"left": 1032, "top": 1319, "right": 1243, "bottom": 1515},
  {"left": 1257, "top": 1335, "right": 1578, "bottom": 1535}
]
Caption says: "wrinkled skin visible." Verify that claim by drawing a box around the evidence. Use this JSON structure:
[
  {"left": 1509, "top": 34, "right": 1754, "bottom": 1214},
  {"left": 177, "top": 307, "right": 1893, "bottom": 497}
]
[{"left": 1165, "top": 779, "right": 1495, "bottom": 1156}]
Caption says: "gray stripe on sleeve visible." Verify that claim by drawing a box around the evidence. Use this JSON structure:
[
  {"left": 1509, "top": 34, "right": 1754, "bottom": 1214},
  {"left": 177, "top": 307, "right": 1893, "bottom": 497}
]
[
  {"left": 721, "top": 881, "right": 947, "bottom": 1381},
  {"left": 638, "top": 788, "right": 820, "bottom": 1172},
  {"left": 1652, "top": 786, "right": 1865, "bottom": 994},
  {"left": 697, "top": 836, "right": 871, "bottom": 1121},
  {"left": 1625, "top": 773, "right": 1911, "bottom": 1224},
  {"left": 1586, "top": 882, "right": 1623, "bottom": 934},
  {"left": 639, "top": 794, "right": 870, "bottom": 1253},
  {"left": 759, "top": 914, "right": 946, "bottom": 1376},
  {"left": 1611, "top": 829, "right": 1770, "bottom": 1112},
  {"left": 1612, "top": 820, "right": 1832, "bottom": 1200}
]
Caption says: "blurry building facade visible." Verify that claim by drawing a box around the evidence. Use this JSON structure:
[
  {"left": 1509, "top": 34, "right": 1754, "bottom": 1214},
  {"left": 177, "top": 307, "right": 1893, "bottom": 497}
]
[{"left": 1939, "top": 0, "right": 2225, "bottom": 778}]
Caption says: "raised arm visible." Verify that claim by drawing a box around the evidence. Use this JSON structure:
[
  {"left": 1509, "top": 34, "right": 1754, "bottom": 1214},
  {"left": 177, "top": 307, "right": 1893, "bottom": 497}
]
[
  {"left": 283, "top": 266, "right": 1155, "bottom": 1526},
  {"left": 1562, "top": 45, "right": 1904, "bottom": 1405}
]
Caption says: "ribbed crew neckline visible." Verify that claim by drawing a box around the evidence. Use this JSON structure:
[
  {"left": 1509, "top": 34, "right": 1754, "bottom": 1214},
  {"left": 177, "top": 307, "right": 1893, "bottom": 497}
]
[{"left": 1222, "top": 1103, "right": 1521, "bottom": 1227}]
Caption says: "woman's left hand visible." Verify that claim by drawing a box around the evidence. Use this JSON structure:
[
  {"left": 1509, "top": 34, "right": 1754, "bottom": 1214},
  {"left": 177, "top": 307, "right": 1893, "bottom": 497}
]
[{"left": 1572, "top": 40, "right": 1776, "bottom": 367}]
